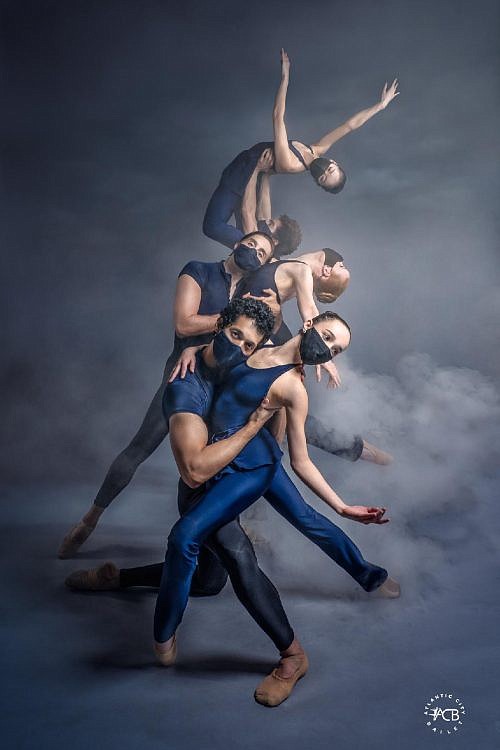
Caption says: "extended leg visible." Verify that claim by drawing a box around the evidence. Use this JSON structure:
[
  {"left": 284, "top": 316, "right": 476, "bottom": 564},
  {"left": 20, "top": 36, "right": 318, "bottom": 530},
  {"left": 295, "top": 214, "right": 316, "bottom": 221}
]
[
  {"left": 58, "top": 378, "right": 170, "bottom": 558},
  {"left": 154, "top": 464, "right": 278, "bottom": 644},
  {"left": 263, "top": 464, "right": 388, "bottom": 592},
  {"left": 305, "top": 414, "right": 392, "bottom": 465}
]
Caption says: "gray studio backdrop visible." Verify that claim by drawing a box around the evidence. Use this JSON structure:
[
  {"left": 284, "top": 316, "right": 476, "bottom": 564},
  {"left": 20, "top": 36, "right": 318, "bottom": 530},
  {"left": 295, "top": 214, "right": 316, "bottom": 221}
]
[{"left": 3, "top": 0, "right": 500, "bottom": 487}]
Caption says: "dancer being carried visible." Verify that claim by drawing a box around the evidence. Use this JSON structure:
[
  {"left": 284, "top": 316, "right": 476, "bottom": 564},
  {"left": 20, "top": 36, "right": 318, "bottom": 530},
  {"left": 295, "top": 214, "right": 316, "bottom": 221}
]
[{"left": 203, "top": 49, "right": 399, "bottom": 250}]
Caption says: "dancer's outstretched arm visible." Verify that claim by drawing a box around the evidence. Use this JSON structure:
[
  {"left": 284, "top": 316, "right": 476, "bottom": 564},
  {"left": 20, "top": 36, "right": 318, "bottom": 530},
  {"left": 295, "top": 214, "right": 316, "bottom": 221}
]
[
  {"left": 310, "top": 80, "right": 399, "bottom": 156},
  {"left": 280, "top": 374, "right": 388, "bottom": 524},
  {"left": 272, "top": 49, "right": 302, "bottom": 173}
]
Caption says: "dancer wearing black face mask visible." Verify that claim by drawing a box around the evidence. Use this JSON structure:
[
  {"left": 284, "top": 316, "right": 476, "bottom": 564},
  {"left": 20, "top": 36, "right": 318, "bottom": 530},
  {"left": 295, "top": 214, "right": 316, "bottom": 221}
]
[
  {"left": 68, "top": 308, "right": 399, "bottom": 707},
  {"left": 203, "top": 50, "right": 399, "bottom": 255},
  {"left": 58, "top": 232, "right": 274, "bottom": 558}
]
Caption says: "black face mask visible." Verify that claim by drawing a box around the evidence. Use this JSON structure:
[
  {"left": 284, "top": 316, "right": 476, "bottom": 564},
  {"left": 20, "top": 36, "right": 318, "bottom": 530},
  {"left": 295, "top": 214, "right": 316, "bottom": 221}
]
[
  {"left": 233, "top": 243, "right": 261, "bottom": 271},
  {"left": 323, "top": 248, "right": 344, "bottom": 267},
  {"left": 212, "top": 330, "right": 247, "bottom": 370},
  {"left": 299, "top": 327, "right": 332, "bottom": 365},
  {"left": 309, "top": 157, "right": 333, "bottom": 181}
]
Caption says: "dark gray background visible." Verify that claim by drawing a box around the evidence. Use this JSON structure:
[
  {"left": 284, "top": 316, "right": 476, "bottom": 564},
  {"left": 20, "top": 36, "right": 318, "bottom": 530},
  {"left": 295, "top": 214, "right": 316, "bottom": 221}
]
[{"left": 2, "top": 1, "right": 500, "bottom": 749}]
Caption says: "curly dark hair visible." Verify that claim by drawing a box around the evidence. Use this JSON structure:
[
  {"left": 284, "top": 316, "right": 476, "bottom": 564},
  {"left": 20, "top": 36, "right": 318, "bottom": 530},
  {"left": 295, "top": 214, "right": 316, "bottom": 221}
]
[
  {"left": 217, "top": 297, "right": 275, "bottom": 342},
  {"left": 273, "top": 214, "right": 303, "bottom": 257}
]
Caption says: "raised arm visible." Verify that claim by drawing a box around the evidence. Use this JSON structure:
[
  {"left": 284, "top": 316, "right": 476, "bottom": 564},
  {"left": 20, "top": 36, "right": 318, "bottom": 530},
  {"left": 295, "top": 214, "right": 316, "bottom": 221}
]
[
  {"left": 256, "top": 172, "right": 272, "bottom": 221},
  {"left": 283, "top": 379, "right": 387, "bottom": 523},
  {"left": 240, "top": 148, "right": 275, "bottom": 234},
  {"left": 169, "top": 402, "right": 277, "bottom": 488},
  {"left": 272, "top": 49, "right": 298, "bottom": 173},
  {"left": 311, "top": 79, "right": 399, "bottom": 156},
  {"left": 174, "top": 274, "right": 219, "bottom": 338}
]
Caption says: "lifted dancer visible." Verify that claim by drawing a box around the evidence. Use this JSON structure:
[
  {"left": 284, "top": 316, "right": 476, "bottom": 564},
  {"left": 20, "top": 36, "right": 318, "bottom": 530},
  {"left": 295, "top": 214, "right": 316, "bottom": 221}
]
[{"left": 203, "top": 49, "right": 399, "bottom": 249}]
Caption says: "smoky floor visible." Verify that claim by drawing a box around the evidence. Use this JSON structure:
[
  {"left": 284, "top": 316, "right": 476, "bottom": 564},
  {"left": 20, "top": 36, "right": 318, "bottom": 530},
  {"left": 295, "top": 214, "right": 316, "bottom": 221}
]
[{"left": 2, "top": 464, "right": 499, "bottom": 750}]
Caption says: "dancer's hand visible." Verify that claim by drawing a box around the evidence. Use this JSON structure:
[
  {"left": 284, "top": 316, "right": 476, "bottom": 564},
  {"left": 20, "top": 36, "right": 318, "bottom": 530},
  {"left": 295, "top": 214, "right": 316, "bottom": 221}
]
[
  {"left": 243, "top": 288, "right": 281, "bottom": 319},
  {"left": 341, "top": 505, "right": 389, "bottom": 525},
  {"left": 168, "top": 346, "right": 201, "bottom": 382},
  {"left": 249, "top": 397, "right": 282, "bottom": 427},
  {"left": 316, "top": 360, "right": 341, "bottom": 388},
  {"left": 256, "top": 147, "right": 275, "bottom": 173},
  {"left": 280, "top": 48, "right": 290, "bottom": 79},
  {"left": 379, "top": 79, "right": 399, "bottom": 110}
]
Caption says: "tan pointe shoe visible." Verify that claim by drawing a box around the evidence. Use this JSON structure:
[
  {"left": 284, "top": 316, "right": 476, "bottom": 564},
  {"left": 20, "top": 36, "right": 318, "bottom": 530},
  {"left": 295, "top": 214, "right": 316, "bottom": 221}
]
[
  {"left": 377, "top": 576, "right": 401, "bottom": 598},
  {"left": 154, "top": 636, "right": 177, "bottom": 667},
  {"left": 360, "top": 441, "right": 393, "bottom": 466},
  {"left": 254, "top": 652, "right": 309, "bottom": 707},
  {"left": 58, "top": 521, "right": 97, "bottom": 558},
  {"left": 65, "top": 562, "right": 120, "bottom": 590}
]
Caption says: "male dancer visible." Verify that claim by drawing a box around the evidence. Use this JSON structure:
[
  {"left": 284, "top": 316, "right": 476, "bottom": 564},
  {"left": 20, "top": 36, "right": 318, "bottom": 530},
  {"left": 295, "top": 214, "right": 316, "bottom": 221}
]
[
  {"left": 58, "top": 231, "right": 275, "bottom": 557},
  {"left": 203, "top": 49, "right": 399, "bottom": 249},
  {"left": 68, "top": 301, "right": 398, "bottom": 706},
  {"left": 151, "top": 309, "right": 397, "bottom": 706},
  {"left": 59, "top": 232, "right": 385, "bottom": 556}
]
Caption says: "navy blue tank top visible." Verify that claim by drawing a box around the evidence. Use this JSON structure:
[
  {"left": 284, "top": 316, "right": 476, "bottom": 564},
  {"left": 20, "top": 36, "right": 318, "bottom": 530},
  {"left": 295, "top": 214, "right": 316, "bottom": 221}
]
[
  {"left": 163, "top": 352, "right": 215, "bottom": 423},
  {"left": 235, "top": 259, "right": 305, "bottom": 304},
  {"left": 235, "top": 260, "right": 305, "bottom": 345},
  {"left": 219, "top": 141, "right": 313, "bottom": 196},
  {"left": 209, "top": 359, "right": 296, "bottom": 473},
  {"left": 173, "top": 259, "right": 232, "bottom": 355}
]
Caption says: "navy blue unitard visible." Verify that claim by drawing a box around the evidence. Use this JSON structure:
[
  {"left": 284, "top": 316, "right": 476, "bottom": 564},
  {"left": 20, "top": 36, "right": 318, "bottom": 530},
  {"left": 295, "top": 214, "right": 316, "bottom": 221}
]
[
  {"left": 154, "top": 360, "right": 388, "bottom": 642},
  {"left": 203, "top": 140, "right": 311, "bottom": 250}
]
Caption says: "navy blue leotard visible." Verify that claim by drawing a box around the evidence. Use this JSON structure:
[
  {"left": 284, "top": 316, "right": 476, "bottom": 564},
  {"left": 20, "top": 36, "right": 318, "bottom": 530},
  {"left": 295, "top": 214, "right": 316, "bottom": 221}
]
[
  {"left": 203, "top": 140, "right": 312, "bottom": 250},
  {"left": 154, "top": 359, "right": 388, "bottom": 643}
]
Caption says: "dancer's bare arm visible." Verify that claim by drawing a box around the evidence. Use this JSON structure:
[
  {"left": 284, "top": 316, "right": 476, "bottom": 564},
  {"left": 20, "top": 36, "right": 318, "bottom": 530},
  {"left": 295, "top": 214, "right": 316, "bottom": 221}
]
[
  {"left": 257, "top": 173, "right": 272, "bottom": 221},
  {"left": 280, "top": 263, "right": 341, "bottom": 388},
  {"left": 311, "top": 80, "right": 399, "bottom": 156},
  {"left": 174, "top": 275, "right": 219, "bottom": 338},
  {"left": 170, "top": 402, "right": 278, "bottom": 488},
  {"left": 241, "top": 148, "right": 275, "bottom": 233},
  {"left": 277, "top": 375, "right": 388, "bottom": 523},
  {"left": 272, "top": 49, "right": 303, "bottom": 173}
]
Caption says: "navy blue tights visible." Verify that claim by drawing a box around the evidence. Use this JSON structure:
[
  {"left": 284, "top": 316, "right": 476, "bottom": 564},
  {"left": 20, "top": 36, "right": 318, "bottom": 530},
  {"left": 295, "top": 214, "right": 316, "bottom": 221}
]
[{"left": 154, "top": 463, "right": 387, "bottom": 643}]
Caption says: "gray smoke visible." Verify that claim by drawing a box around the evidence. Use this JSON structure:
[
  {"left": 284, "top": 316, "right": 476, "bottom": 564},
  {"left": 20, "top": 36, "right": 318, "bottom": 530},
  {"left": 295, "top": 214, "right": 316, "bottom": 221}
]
[{"left": 243, "top": 354, "right": 500, "bottom": 599}]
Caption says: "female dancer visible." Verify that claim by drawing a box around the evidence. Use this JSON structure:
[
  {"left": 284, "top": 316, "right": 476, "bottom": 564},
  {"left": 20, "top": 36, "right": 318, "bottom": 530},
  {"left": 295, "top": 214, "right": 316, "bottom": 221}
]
[
  {"left": 153, "top": 312, "right": 397, "bottom": 689},
  {"left": 203, "top": 50, "right": 399, "bottom": 249}
]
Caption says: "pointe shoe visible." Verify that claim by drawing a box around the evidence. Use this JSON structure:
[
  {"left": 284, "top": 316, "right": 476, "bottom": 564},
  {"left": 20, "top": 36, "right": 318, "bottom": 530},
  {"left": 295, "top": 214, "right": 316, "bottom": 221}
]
[
  {"left": 254, "top": 652, "right": 309, "bottom": 707},
  {"left": 65, "top": 562, "right": 120, "bottom": 591},
  {"left": 376, "top": 576, "right": 401, "bottom": 598},
  {"left": 58, "top": 521, "right": 97, "bottom": 558},
  {"left": 360, "top": 441, "right": 393, "bottom": 466},
  {"left": 154, "top": 636, "right": 177, "bottom": 667}
]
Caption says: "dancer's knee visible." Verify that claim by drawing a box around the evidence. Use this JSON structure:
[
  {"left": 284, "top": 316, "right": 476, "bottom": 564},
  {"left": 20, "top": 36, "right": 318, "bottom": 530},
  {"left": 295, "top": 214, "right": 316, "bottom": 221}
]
[{"left": 168, "top": 519, "right": 201, "bottom": 560}]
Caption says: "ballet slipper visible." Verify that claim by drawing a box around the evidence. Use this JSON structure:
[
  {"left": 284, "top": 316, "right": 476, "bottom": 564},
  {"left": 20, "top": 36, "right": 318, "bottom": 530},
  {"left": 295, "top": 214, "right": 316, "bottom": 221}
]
[
  {"left": 154, "top": 636, "right": 177, "bottom": 667},
  {"left": 58, "top": 521, "right": 97, "bottom": 558},
  {"left": 360, "top": 441, "right": 393, "bottom": 466},
  {"left": 376, "top": 576, "right": 401, "bottom": 598},
  {"left": 254, "top": 652, "right": 309, "bottom": 707},
  {"left": 65, "top": 562, "right": 120, "bottom": 590}
]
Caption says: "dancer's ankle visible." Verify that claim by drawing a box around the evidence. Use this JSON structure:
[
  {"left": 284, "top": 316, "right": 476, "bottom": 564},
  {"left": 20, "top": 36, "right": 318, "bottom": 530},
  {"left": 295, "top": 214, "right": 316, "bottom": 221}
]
[{"left": 82, "top": 504, "right": 104, "bottom": 527}]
